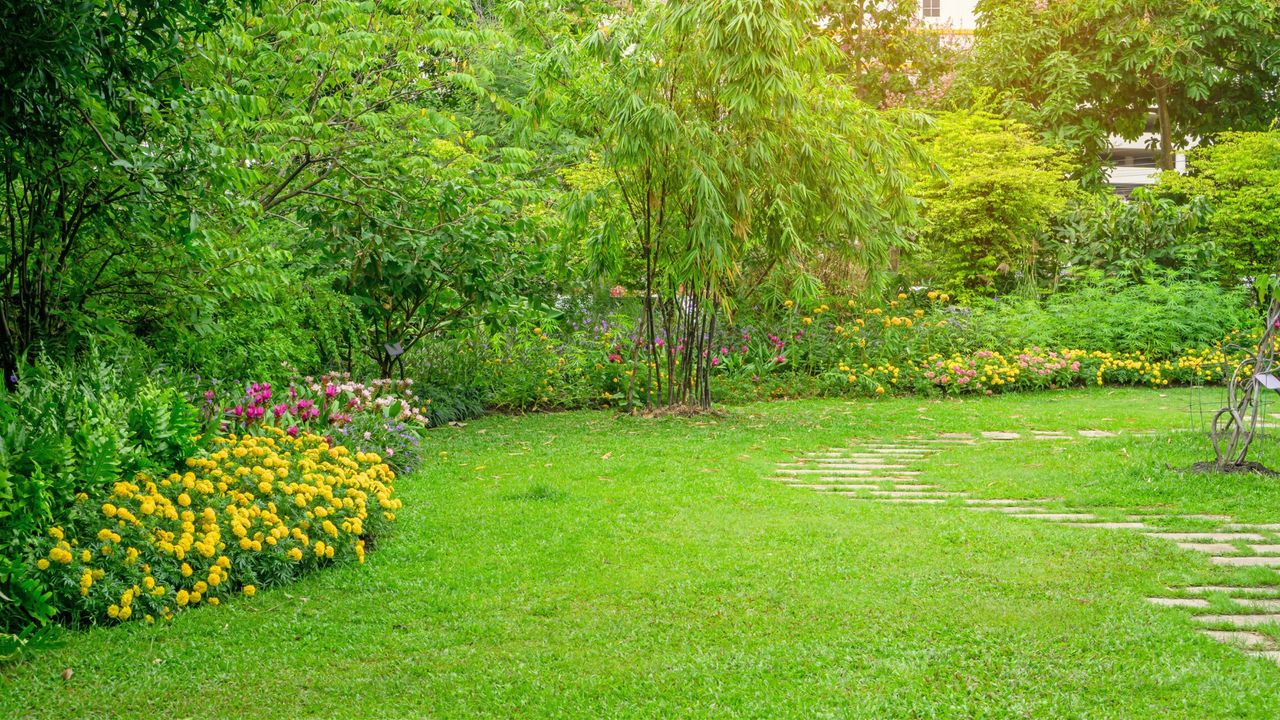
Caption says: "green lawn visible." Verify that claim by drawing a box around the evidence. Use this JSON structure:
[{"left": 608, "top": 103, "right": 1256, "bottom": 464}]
[{"left": 4, "top": 388, "right": 1280, "bottom": 718}]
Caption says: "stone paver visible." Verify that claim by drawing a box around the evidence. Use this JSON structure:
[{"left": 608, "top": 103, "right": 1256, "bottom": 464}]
[
  {"left": 1134, "top": 513, "right": 1233, "bottom": 522},
  {"left": 1065, "top": 522, "right": 1148, "bottom": 529},
  {"left": 824, "top": 454, "right": 925, "bottom": 460},
  {"left": 1176, "top": 542, "right": 1239, "bottom": 554},
  {"left": 1248, "top": 544, "right": 1280, "bottom": 554},
  {"left": 1223, "top": 523, "right": 1280, "bottom": 531},
  {"left": 1184, "top": 586, "right": 1280, "bottom": 596},
  {"left": 1247, "top": 650, "right": 1280, "bottom": 665},
  {"left": 891, "top": 484, "right": 938, "bottom": 490},
  {"left": 787, "top": 484, "right": 880, "bottom": 491},
  {"left": 777, "top": 468, "right": 873, "bottom": 475},
  {"left": 1235, "top": 598, "right": 1280, "bottom": 611},
  {"left": 808, "top": 464, "right": 911, "bottom": 471},
  {"left": 971, "top": 506, "right": 1050, "bottom": 514},
  {"left": 1010, "top": 513, "right": 1098, "bottom": 521},
  {"left": 1211, "top": 556, "right": 1280, "bottom": 567},
  {"left": 1194, "top": 614, "right": 1280, "bottom": 628},
  {"left": 1199, "top": 630, "right": 1276, "bottom": 649},
  {"left": 1079, "top": 430, "right": 1119, "bottom": 438},
  {"left": 964, "top": 498, "right": 1044, "bottom": 506},
  {"left": 855, "top": 497, "right": 947, "bottom": 504},
  {"left": 1145, "top": 532, "right": 1266, "bottom": 542},
  {"left": 870, "top": 486, "right": 962, "bottom": 491},
  {"left": 1146, "top": 597, "right": 1211, "bottom": 608},
  {"left": 981, "top": 431, "right": 1021, "bottom": 440}
]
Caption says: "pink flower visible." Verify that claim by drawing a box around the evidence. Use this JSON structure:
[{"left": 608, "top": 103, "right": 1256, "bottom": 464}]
[
  {"left": 273, "top": 403, "right": 289, "bottom": 419},
  {"left": 287, "top": 425, "right": 299, "bottom": 437},
  {"left": 325, "top": 384, "right": 338, "bottom": 399},
  {"left": 608, "top": 353, "right": 622, "bottom": 363},
  {"left": 711, "top": 356, "right": 721, "bottom": 366},
  {"left": 203, "top": 390, "right": 215, "bottom": 402}
]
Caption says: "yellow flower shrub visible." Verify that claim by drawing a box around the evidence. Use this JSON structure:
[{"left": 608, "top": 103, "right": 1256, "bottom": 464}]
[{"left": 34, "top": 428, "right": 401, "bottom": 624}]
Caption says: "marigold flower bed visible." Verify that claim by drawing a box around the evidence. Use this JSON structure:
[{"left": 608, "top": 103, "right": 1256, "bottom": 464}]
[{"left": 33, "top": 428, "right": 400, "bottom": 625}]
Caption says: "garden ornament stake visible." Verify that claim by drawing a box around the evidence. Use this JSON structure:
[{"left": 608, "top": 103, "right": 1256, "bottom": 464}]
[{"left": 1212, "top": 297, "right": 1280, "bottom": 468}]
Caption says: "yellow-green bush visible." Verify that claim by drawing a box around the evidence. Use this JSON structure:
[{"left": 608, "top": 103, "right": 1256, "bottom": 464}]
[{"left": 32, "top": 428, "right": 400, "bottom": 624}]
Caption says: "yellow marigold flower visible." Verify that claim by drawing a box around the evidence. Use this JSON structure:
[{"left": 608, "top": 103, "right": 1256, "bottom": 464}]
[
  {"left": 242, "top": 585, "right": 256, "bottom": 597},
  {"left": 36, "top": 558, "right": 50, "bottom": 570},
  {"left": 49, "top": 527, "right": 64, "bottom": 541},
  {"left": 287, "top": 548, "right": 303, "bottom": 562},
  {"left": 178, "top": 493, "right": 191, "bottom": 507},
  {"left": 102, "top": 503, "right": 117, "bottom": 518},
  {"left": 181, "top": 562, "right": 193, "bottom": 577},
  {"left": 107, "top": 604, "right": 120, "bottom": 618}
]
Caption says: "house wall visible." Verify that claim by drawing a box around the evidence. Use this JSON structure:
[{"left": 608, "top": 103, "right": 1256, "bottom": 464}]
[{"left": 921, "top": 0, "right": 978, "bottom": 29}]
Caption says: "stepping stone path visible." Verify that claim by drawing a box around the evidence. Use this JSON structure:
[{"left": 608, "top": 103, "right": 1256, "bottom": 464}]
[{"left": 769, "top": 429, "right": 1280, "bottom": 669}]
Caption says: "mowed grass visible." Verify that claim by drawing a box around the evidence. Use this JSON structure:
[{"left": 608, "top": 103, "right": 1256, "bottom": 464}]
[{"left": 4, "top": 388, "right": 1280, "bottom": 718}]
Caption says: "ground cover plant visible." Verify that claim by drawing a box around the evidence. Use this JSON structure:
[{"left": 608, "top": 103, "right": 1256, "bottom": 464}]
[
  {"left": 0, "top": 356, "right": 418, "bottom": 656},
  {"left": 3, "top": 388, "right": 1279, "bottom": 718},
  {"left": 412, "top": 279, "right": 1262, "bottom": 410}
]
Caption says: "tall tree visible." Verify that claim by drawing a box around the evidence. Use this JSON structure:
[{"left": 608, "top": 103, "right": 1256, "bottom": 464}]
[
  {"left": 192, "top": 0, "right": 557, "bottom": 376},
  {"left": 557, "top": 0, "right": 929, "bottom": 408},
  {"left": 912, "top": 109, "right": 1076, "bottom": 295},
  {"left": 817, "top": 0, "right": 959, "bottom": 108},
  {"left": 0, "top": 0, "right": 237, "bottom": 378},
  {"left": 967, "top": 0, "right": 1280, "bottom": 174}
]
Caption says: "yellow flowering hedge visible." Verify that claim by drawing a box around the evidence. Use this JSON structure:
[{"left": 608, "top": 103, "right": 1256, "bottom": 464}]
[{"left": 33, "top": 428, "right": 400, "bottom": 624}]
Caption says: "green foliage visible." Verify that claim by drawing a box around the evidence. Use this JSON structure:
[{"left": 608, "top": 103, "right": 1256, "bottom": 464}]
[
  {"left": 0, "top": 354, "right": 202, "bottom": 634},
  {"left": 1155, "top": 131, "right": 1280, "bottom": 280},
  {"left": 0, "top": 0, "right": 238, "bottom": 376},
  {"left": 1046, "top": 189, "right": 1213, "bottom": 284},
  {"left": 817, "top": 0, "right": 959, "bottom": 108},
  {"left": 967, "top": 0, "right": 1280, "bottom": 175},
  {"left": 558, "top": 0, "right": 929, "bottom": 407},
  {"left": 194, "top": 0, "right": 561, "bottom": 377},
  {"left": 912, "top": 110, "right": 1076, "bottom": 295},
  {"left": 1038, "top": 278, "right": 1252, "bottom": 355}
]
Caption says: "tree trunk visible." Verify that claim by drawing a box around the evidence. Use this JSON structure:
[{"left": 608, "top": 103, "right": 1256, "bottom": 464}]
[{"left": 1155, "top": 84, "right": 1175, "bottom": 171}]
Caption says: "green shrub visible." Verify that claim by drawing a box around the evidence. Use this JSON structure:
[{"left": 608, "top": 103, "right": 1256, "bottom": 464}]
[
  {"left": 0, "top": 355, "right": 202, "bottom": 634},
  {"left": 29, "top": 429, "right": 399, "bottom": 626},
  {"left": 1042, "top": 277, "right": 1251, "bottom": 354},
  {"left": 912, "top": 109, "right": 1077, "bottom": 295},
  {"left": 1155, "top": 131, "right": 1280, "bottom": 280}
]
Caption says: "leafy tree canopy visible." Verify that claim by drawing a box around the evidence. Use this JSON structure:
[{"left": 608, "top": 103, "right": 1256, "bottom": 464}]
[{"left": 966, "top": 0, "right": 1280, "bottom": 177}]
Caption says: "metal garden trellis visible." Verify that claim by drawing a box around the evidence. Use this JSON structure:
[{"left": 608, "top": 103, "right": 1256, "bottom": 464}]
[{"left": 1212, "top": 297, "right": 1280, "bottom": 468}]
